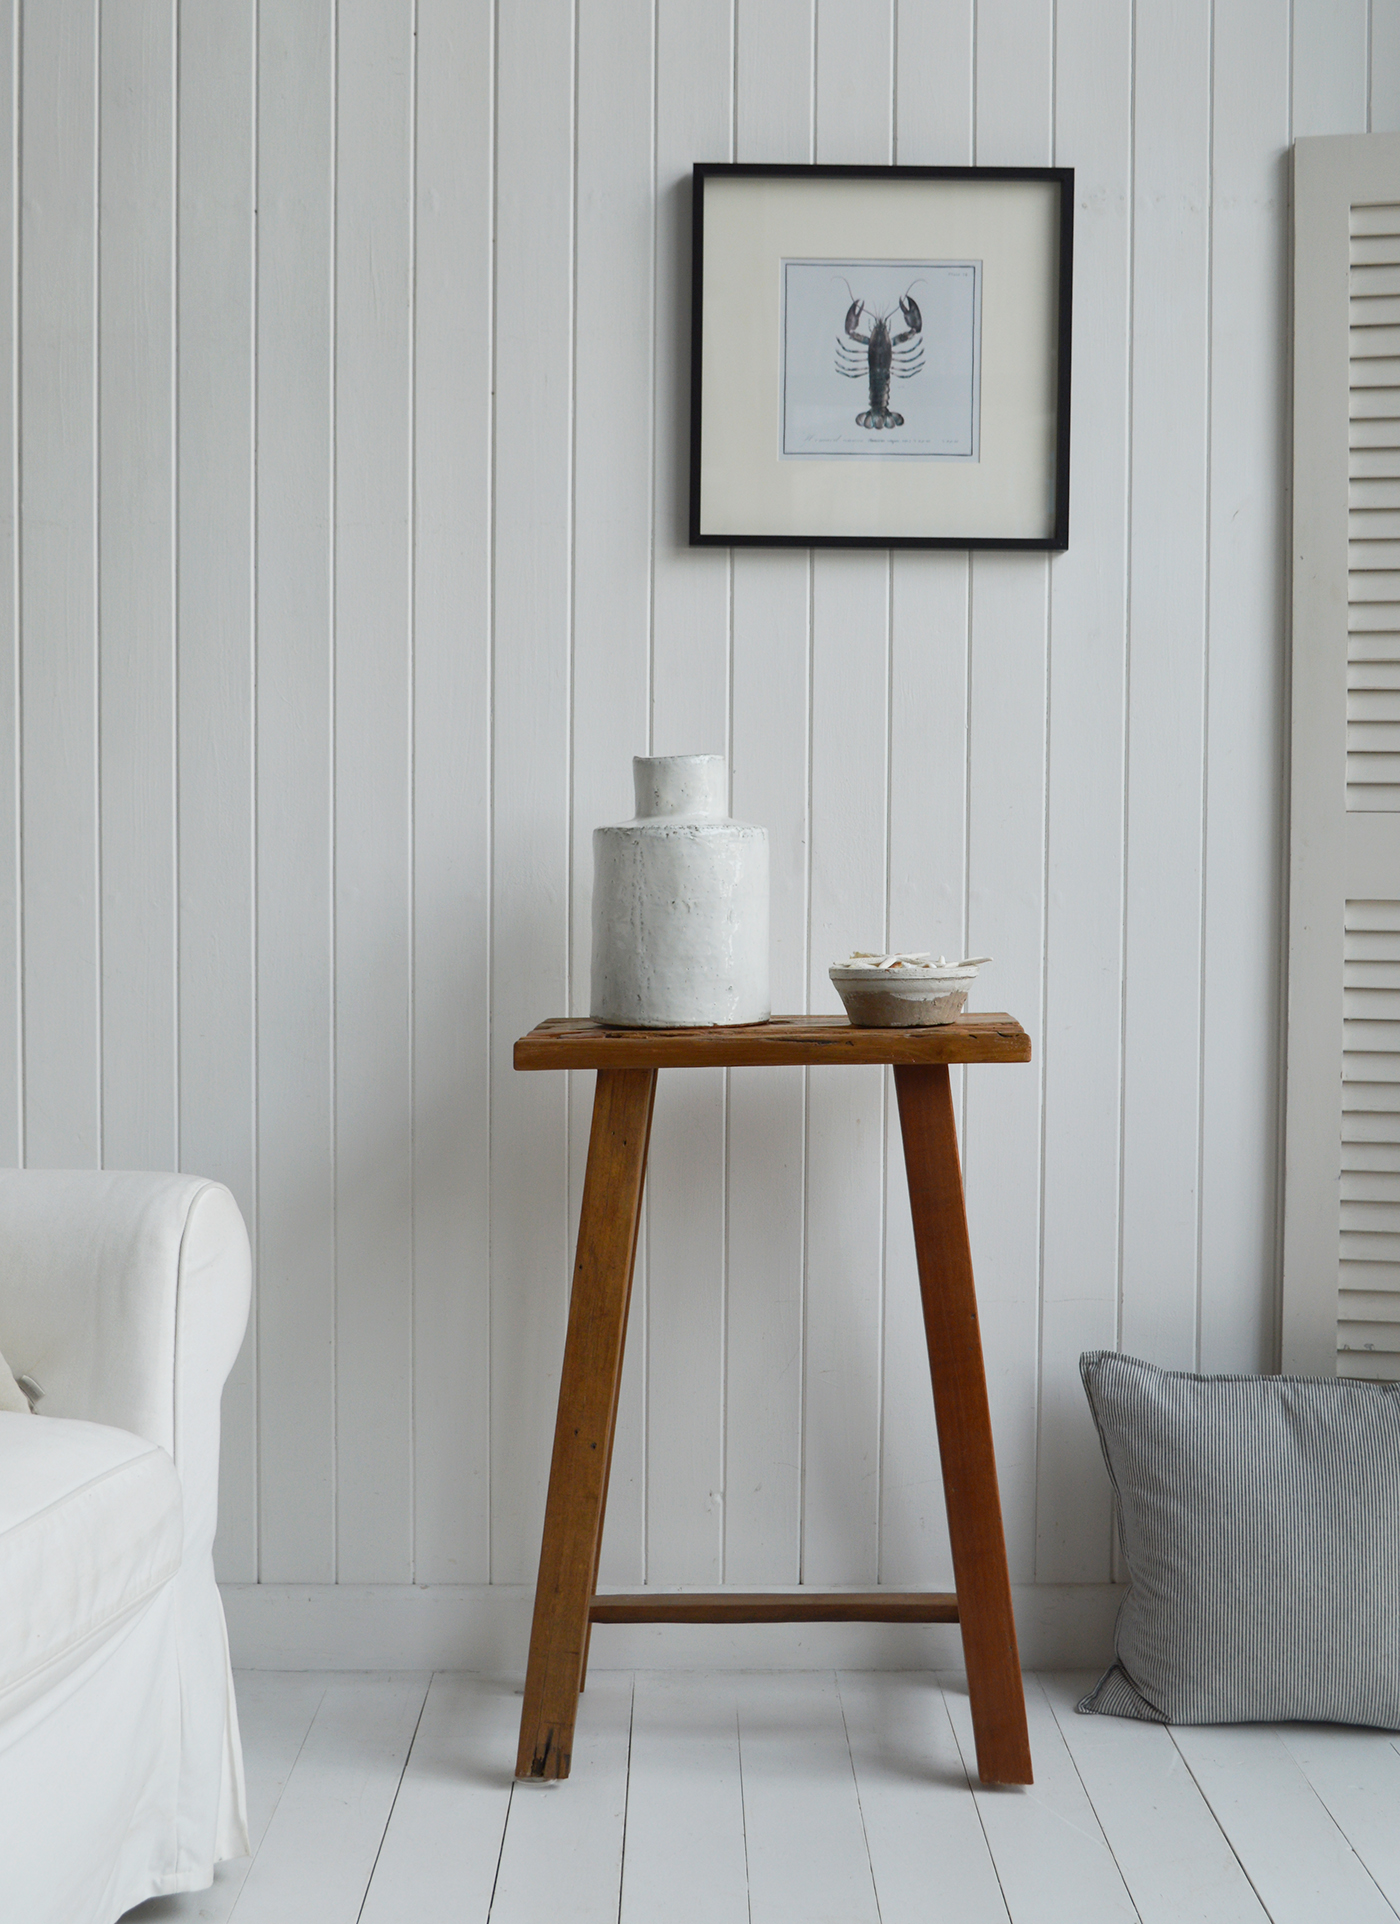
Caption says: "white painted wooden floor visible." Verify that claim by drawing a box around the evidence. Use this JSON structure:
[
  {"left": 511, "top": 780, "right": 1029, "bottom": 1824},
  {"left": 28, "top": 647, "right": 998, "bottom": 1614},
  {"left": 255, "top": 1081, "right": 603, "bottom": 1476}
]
[{"left": 125, "top": 1669, "right": 1400, "bottom": 1924}]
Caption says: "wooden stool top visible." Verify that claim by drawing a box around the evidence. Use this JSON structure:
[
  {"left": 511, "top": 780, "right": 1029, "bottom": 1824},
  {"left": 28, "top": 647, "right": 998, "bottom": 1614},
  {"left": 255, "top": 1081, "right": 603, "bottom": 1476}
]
[{"left": 514, "top": 1013, "right": 1031, "bottom": 1071}]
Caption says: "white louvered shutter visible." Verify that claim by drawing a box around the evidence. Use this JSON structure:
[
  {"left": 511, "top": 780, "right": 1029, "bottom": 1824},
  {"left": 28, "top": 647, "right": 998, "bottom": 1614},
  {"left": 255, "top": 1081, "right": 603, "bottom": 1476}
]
[{"left": 1287, "top": 136, "right": 1400, "bottom": 1378}]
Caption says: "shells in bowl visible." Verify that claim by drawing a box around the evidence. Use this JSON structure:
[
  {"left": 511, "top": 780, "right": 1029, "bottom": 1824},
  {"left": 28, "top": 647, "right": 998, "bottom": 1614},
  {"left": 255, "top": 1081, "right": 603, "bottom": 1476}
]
[{"left": 829, "top": 952, "right": 991, "bottom": 1027}]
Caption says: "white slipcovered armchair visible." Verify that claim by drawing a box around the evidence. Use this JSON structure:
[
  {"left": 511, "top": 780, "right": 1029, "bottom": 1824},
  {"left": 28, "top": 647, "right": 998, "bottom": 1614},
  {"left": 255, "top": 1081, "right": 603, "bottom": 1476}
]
[{"left": 0, "top": 1171, "right": 250, "bottom": 1923}]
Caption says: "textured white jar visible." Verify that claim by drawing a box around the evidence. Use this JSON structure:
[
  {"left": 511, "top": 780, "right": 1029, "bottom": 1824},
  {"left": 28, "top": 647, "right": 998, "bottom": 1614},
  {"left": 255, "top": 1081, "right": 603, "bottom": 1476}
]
[{"left": 590, "top": 755, "right": 769, "bottom": 1028}]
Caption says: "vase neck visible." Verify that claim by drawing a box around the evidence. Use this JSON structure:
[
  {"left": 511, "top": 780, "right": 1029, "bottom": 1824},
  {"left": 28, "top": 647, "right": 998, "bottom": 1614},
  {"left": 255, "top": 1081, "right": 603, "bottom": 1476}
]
[{"left": 633, "top": 754, "right": 727, "bottom": 821}]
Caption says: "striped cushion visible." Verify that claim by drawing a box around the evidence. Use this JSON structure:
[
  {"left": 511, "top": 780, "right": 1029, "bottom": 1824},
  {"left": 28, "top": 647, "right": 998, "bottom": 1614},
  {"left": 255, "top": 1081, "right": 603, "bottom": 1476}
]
[{"left": 1077, "top": 1350, "right": 1400, "bottom": 1728}]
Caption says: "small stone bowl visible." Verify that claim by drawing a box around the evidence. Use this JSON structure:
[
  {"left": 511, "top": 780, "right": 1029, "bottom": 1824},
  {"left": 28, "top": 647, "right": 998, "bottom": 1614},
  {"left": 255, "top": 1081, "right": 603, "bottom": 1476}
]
[{"left": 828, "top": 955, "right": 986, "bottom": 1027}]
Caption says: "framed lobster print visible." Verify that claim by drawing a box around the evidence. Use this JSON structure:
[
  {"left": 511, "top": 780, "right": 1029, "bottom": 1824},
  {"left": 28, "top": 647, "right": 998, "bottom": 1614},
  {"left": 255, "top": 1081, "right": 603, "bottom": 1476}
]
[{"left": 688, "top": 163, "right": 1073, "bottom": 550}]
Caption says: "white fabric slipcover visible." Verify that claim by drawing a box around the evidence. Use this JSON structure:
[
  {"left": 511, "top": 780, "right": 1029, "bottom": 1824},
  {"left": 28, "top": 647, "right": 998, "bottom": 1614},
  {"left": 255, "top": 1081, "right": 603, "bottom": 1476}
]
[
  {"left": 0, "top": 1171, "right": 251, "bottom": 1923},
  {"left": 0, "top": 1415, "right": 183, "bottom": 1720}
]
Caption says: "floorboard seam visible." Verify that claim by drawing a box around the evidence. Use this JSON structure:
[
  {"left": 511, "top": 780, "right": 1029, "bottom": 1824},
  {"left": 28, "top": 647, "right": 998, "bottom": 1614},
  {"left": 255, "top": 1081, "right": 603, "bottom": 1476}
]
[
  {"left": 1163, "top": 1727, "right": 1282, "bottom": 1921},
  {"left": 484, "top": 1784, "right": 516, "bottom": 1923},
  {"left": 225, "top": 1676, "right": 332, "bottom": 1920},
  {"left": 1032, "top": 1674, "right": 1143, "bottom": 1920},
  {"left": 353, "top": 1674, "right": 434, "bottom": 1924},
  {"left": 735, "top": 1692, "right": 754, "bottom": 1924},
  {"left": 938, "top": 1674, "right": 1014, "bottom": 1924},
  {"left": 614, "top": 1674, "right": 636, "bottom": 1924},
  {"left": 834, "top": 1670, "right": 885, "bottom": 1924},
  {"left": 1272, "top": 1728, "right": 1400, "bottom": 1924}
]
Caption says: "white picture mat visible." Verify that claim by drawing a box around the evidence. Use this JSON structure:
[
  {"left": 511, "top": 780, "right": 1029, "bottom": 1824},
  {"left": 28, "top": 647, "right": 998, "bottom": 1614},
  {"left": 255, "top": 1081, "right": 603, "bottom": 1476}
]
[{"left": 698, "top": 175, "right": 1061, "bottom": 540}]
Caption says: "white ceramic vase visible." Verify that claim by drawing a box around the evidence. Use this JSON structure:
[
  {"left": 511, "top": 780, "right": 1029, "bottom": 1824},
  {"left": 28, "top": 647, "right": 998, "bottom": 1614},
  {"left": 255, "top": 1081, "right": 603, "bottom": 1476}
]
[{"left": 590, "top": 755, "right": 769, "bottom": 1028}]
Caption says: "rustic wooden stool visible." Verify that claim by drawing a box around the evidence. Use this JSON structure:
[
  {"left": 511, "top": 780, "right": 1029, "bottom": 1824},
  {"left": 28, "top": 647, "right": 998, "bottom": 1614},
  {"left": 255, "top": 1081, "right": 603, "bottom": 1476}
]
[{"left": 513, "top": 1013, "right": 1034, "bottom": 1787}]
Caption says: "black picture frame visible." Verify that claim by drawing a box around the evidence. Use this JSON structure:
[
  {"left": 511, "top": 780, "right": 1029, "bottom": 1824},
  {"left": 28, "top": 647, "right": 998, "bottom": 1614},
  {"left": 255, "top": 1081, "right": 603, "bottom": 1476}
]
[{"left": 688, "top": 162, "right": 1074, "bottom": 551}]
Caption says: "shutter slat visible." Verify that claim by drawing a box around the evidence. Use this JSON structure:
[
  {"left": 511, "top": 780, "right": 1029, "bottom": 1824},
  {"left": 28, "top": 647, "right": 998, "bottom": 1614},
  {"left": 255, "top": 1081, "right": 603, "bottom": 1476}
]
[
  {"left": 1348, "top": 624, "right": 1400, "bottom": 653},
  {"left": 1344, "top": 956, "right": 1400, "bottom": 983},
  {"left": 1345, "top": 1110, "right": 1400, "bottom": 1141},
  {"left": 1350, "top": 203, "right": 1400, "bottom": 237},
  {"left": 1351, "top": 234, "right": 1400, "bottom": 264},
  {"left": 1336, "top": 1354, "right": 1400, "bottom": 1379},
  {"left": 1338, "top": 908, "right": 1400, "bottom": 1378},
  {"left": 1346, "top": 899, "right": 1400, "bottom": 929},
  {"left": 1344, "top": 988, "right": 1400, "bottom": 1017},
  {"left": 1337, "top": 1274, "right": 1400, "bottom": 1301},
  {"left": 1341, "top": 1138, "right": 1400, "bottom": 1170},
  {"left": 1347, "top": 602, "right": 1400, "bottom": 630},
  {"left": 1350, "top": 294, "right": 1400, "bottom": 324},
  {"left": 1347, "top": 755, "right": 1400, "bottom": 784},
  {"left": 1351, "top": 387, "right": 1400, "bottom": 418},
  {"left": 1349, "top": 478, "right": 1400, "bottom": 507},
  {"left": 1350, "top": 449, "right": 1400, "bottom": 477},
  {"left": 1340, "top": 1229, "right": 1400, "bottom": 1260},
  {"left": 1330, "top": 1162, "right": 1400, "bottom": 1192},
  {"left": 1350, "top": 325, "right": 1400, "bottom": 356},
  {"left": 1349, "top": 263, "right": 1400, "bottom": 296},
  {"left": 1345, "top": 566, "right": 1400, "bottom": 595},
  {"left": 1349, "top": 257, "right": 1400, "bottom": 814}
]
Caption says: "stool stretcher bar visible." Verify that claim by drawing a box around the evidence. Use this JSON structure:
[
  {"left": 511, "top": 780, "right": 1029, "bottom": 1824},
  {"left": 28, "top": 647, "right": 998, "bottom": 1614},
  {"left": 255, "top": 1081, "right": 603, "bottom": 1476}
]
[{"left": 588, "top": 1591, "right": 960, "bottom": 1625}]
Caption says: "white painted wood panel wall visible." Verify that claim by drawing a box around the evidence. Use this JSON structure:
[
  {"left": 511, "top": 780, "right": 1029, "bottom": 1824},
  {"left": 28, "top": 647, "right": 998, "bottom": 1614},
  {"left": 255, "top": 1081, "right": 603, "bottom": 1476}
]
[{"left": 0, "top": 0, "right": 1391, "bottom": 1645}]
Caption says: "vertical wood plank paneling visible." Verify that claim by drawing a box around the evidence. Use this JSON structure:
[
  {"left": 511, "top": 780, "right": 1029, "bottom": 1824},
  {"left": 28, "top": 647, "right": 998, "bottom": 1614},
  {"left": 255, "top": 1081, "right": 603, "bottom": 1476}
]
[
  {"left": 651, "top": 0, "right": 731, "bottom": 757},
  {"left": 800, "top": 0, "right": 893, "bottom": 1595},
  {"left": 880, "top": 0, "right": 971, "bottom": 1589},
  {"left": 570, "top": 0, "right": 654, "bottom": 1587},
  {"left": 1198, "top": 0, "right": 1290, "bottom": 1373},
  {"left": 6, "top": 0, "right": 1312, "bottom": 1624},
  {"left": 1293, "top": 0, "right": 1368, "bottom": 137},
  {"left": 489, "top": 0, "right": 575, "bottom": 1585},
  {"left": 334, "top": 0, "right": 415, "bottom": 1583},
  {"left": 0, "top": 0, "right": 16, "bottom": 1169},
  {"left": 1034, "top": 0, "right": 1131, "bottom": 1582},
  {"left": 255, "top": 0, "right": 335, "bottom": 1585},
  {"left": 98, "top": 0, "right": 176, "bottom": 1173},
  {"left": 411, "top": 0, "right": 493, "bottom": 1585},
  {"left": 727, "top": 557, "right": 810, "bottom": 1585},
  {"left": 644, "top": 0, "right": 733, "bottom": 1598},
  {"left": 1119, "top": 0, "right": 1211, "bottom": 1372},
  {"left": 880, "top": 550, "right": 969, "bottom": 1587},
  {"left": 725, "top": 0, "right": 814, "bottom": 1588},
  {"left": 642, "top": 0, "right": 733, "bottom": 1589},
  {"left": 961, "top": 555, "right": 1048, "bottom": 1585},
  {"left": 804, "top": 550, "right": 889, "bottom": 1584},
  {"left": 962, "top": 0, "right": 1053, "bottom": 1584},
  {"left": 177, "top": 0, "right": 257, "bottom": 1580},
  {"left": 21, "top": 0, "right": 99, "bottom": 1169},
  {"left": 1376, "top": 3, "right": 1400, "bottom": 131},
  {"left": 893, "top": 0, "right": 971, "bottom": 159},
  {"left": 974, "top": 0, "right": 1052, "bottom": 164}
]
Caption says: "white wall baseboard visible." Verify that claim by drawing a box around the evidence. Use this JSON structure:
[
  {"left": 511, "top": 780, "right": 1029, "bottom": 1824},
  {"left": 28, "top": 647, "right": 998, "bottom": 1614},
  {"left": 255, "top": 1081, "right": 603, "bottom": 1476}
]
[{"left": 220, "top": 1582, "right": 1125, "bottom": 1674}]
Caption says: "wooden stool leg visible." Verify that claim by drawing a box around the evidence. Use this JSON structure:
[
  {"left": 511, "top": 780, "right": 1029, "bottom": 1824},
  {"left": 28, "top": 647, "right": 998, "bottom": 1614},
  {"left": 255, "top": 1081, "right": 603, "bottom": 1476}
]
[
  {"left": 893, "top": 1063, "right": 1032, "bottom": 1787},
  {"left": 515, "top": 1066, "right": 657, "bottom": 1780}
]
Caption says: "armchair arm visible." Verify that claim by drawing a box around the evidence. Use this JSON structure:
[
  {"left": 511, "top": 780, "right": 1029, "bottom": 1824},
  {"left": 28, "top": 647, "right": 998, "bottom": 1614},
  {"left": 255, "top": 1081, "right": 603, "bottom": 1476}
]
[{"left": 0, "top": 1170, "right": 250, "bottom": 1560}]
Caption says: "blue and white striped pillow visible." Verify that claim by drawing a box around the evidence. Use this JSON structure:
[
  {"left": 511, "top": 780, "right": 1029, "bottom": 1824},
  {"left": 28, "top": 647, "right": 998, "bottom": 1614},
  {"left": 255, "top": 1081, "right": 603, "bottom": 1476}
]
[{"left": 1078, "top": 1350, "right": 1400, "bottom": 1728}]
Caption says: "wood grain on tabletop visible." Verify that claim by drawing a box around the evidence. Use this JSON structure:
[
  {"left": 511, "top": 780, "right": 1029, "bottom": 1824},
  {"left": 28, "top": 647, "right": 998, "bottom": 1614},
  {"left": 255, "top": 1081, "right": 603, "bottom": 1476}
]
[{"left": 514, "top": 1014, "right": 1032, "bottom": 1070}]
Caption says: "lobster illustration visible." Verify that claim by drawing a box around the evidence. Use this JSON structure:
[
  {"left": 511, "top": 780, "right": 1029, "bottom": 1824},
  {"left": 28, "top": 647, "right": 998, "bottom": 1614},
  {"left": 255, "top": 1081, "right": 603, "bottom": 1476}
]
[{"left": 835, "top": 283, "right": 924, "bottom": 429}]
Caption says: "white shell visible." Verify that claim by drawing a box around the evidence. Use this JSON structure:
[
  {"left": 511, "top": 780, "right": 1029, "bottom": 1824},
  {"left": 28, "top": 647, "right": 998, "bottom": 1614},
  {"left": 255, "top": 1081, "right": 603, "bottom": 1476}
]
[{"left": 591, "top": 755, "right": 770, "bottom": 1028}]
